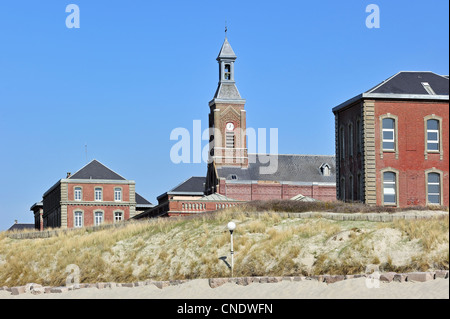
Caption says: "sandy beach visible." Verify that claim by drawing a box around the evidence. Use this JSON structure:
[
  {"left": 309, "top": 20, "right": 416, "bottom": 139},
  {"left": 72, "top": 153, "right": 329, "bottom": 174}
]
[{"left": 1, "top": 278, "right": 448, "bottom": 299}]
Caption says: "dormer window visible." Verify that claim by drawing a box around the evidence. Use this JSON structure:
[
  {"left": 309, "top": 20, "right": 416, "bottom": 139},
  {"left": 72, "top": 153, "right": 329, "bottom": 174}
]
[
  {"left": 320, "top": 163, "right": 331, "bottom": 176},
  {"left": 422, "top": 82, "right": 436, "bottom": 95},
  {"left": 224, "top": 64, "right": 231, "bottom": 80}
]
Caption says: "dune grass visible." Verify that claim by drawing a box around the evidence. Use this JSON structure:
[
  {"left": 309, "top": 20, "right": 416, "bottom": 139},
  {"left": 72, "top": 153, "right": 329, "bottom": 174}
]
[{"left": 0, "top": 209, "right": 448, "bottom": 287}]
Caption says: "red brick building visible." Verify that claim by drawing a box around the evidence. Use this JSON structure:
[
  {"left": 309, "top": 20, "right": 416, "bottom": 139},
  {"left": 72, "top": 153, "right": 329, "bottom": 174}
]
[
  {"left": 204, "top": 37, "right": 337, "bottom": 202},
  {"left": 31, "top": 160, "right": 152, "bottom": 230},
  {"left": 333, "top": 71, "right": 449, "bottom": 207}
]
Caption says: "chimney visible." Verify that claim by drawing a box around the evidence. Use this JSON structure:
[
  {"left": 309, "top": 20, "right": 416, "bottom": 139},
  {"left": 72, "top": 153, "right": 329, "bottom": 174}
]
[
  {"left": 66, "top": 172, "right": 71, "bottom": 178},
  {"left": 14, "top": 220, "right": 17, "bottom": 224}
]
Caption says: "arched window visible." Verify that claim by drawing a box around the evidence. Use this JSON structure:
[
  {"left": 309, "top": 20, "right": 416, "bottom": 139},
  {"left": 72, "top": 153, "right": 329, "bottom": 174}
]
[
  {"left": 348, "top": 123, "right": 354, "bottom": 156},
  {"left": 383, "top": 171, "right": 397, "bottom": 205},
  {"left": 74, "top": 211, "right": 83, "bottom": 228},
  {"left": 426, "top": 119, "right": 440, "bottom": 152},
  {"left": 427, "top": 172, "right": 441, "bottom": 205},
  {"left": 382, "top": 118, "right": 395, "bottom": 151},
  {"left": 224, "top": 64, "right": 231, "bottom": 80},
  {"left": 94, "top": 211, "right": 103, "bottom": 226},
  {"left": 74, "top": 187, "right": 82, "bottom": 201},
  {"left": 340, "top": 126, "right": 345, "bottom": 159},
  {"left": 114, "top": 211, "right": 123, "bottom": 222},
  {"left": 114, "top": 188, "right": 122, "bottom": 201},
  {"left": 94, "top": 188, "right": 102, "bottom": 201}
]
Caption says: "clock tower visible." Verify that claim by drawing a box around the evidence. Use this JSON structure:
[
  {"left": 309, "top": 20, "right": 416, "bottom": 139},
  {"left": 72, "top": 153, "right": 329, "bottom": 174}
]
[{"left": 207, "top": 37, "right": 248, "bottom": 170}]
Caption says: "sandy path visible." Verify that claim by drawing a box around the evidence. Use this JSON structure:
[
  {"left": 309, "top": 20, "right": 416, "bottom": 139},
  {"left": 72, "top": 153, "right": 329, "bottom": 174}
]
[{"left": 0, "top": 278, "right": 448, "bottom": 299}]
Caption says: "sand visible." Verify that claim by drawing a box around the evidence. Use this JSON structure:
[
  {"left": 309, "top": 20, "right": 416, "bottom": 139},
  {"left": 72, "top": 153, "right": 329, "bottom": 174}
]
[{"left": 0, "top": 278, "right": 448, "bottom": 299}]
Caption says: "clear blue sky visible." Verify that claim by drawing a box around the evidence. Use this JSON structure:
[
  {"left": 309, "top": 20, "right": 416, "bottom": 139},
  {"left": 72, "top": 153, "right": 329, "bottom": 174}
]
[{"left": 0, "top": 0, "right": 448, "bottom": 231}]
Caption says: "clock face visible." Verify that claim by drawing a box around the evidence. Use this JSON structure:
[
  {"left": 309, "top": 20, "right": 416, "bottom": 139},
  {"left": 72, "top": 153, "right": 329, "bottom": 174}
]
[{"left": 226, "top": 122, "right": 235, "bottom": 131}]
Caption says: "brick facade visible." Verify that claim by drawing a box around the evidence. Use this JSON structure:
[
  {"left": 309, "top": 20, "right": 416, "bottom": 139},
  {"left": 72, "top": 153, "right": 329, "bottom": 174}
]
[{"left": 333, "top": 72, "right": 449, "bottom": 207}]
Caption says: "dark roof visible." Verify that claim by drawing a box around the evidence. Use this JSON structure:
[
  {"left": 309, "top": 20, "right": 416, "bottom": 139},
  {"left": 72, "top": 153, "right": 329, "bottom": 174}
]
[
  {"left": 136, "top": 192, "right": 152, "bottom": 205},
  {"left": 216, "top": 154, "right": 336, "bottom": 184},
  {"left": 157, "top": 176, "right": 206, "bottom": 201},
  {"left": 8, "top": 223, "right": 35, "bottom": 231},
  {"left": 366, "top": 71, "right": 449, "bottom": 95},
  {"left": 170, "top": 176, "right": 206, "bottom": 193},
  {"left": 69, "top": 160, "right": 126, "bottom": 180},
  {"left": 333, "top": 71, "right": 449, "bottom": 113}
]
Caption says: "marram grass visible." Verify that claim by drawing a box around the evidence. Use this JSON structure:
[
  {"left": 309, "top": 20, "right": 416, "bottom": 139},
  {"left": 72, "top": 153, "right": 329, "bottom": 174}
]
[{"left": 0, "top": 209, "right": 448, "bottom": 287}]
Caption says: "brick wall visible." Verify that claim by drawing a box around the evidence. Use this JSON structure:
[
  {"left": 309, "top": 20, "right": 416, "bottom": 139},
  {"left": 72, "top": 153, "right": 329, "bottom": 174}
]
[
  {"left": 374, "top": 100, "right": 449, "bottom": 206},
  {"left": 219, "top": 182, "right": 336, "bottom": 202}
]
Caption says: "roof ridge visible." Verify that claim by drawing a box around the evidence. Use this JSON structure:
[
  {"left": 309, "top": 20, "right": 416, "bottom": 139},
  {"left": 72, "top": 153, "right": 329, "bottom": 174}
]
[{"left": 69, "top": 159, "right": 128, "bottom": 180}]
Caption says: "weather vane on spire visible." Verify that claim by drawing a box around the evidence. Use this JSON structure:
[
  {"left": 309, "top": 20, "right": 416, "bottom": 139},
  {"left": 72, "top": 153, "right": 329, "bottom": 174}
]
[{"left": 225, "top": 20, "right": 228, "bottom": 38}]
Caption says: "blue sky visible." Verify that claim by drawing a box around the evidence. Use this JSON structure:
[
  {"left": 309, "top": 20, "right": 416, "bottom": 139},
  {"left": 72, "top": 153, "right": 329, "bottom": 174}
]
[{"left": 0, "top": 0, "right": 448, "bottom": 231}]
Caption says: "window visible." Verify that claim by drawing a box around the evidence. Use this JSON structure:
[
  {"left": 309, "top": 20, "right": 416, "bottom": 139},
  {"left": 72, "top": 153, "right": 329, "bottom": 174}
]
[
  {"left": 383, "top": 171, "right": 397, "bottom": 205},
  {"left": 114, "top": 211, "right": 123, "bottom": 222},
  {"left": 320, "top": 163, "right": 331, "bottom": 176},
  {"left": 356, "top": 118, "right": 361, "bottom": 153},
  {"left": 74, "top": 187, "right": 82, "bottom": 201},
  {"left": 94, "top": 211, "right": 103, "bottom": 226},
  {"left": 357, "top": 173, "right": 362, "bottom": 202},
  {"left": 340, "top": 127, "right": 345, "bottom": 159},
  {"left": 114, "top": 188, "right": 122, "bottom": 201},
  {"left": 348, "top": 123, "right": 353, "bottom": 156},
  {"left": 94, "top": 188, "right": 102, "bottom": 201},
  {"left": 224, "top": 64, "right": 231, "bottom": 80},
  {"left": 349, "top": 175, "right": 354, "bottom": 201},
  {"left": 382, "top": 118, "right": 395, "bottom": 151},
  {"left": 427, "top": 172, "right": 441, "bottom": 205},
  {"left": 74, "top": 211, "right": 83, "bottom": 228},
  {"left": 226, "top": 131, "right": 235, "bottom": 148},
  {"left": 426, "top": 119, "right": 439, "bottom": 152},
  {"left": 422, "top": 82, "right": 436, "bottom": 95}
]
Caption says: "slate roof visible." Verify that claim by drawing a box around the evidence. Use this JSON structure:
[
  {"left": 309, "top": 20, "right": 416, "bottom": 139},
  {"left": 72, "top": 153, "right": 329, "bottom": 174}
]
[
  {"left": 136, "top": 193, "right": 152, "bottom": 205},
  {"left": 366, "top": 71, "right": 449, "bottom": 95},
  {"left": 68, "top": 160, "right": 126, "bottom": 180},
  {"left": 169, "top": 176, "right": 206, "bottom": 193},
  {"left": 157, "top": 176, "right": 206, "bottom": 201},
  {"left": 333, "top": 71, "right": 449, "bottom": 113},
  {"left": 217, "top": 37, "right": 237, "bottom": 60},
  {"left": 8, "top": 223, "right": 35, "bottom": 231},
  {"left": 213, "top": 82, "right": 243, "bottom": 100},
  {"left": 216, "top": 154, "right": 336, "bottom": 184}
]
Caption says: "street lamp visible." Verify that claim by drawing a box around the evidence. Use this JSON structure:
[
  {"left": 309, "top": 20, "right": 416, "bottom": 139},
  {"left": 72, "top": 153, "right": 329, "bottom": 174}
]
[{"left": 227, "top": 221, "right": 236, "bottom": 277}]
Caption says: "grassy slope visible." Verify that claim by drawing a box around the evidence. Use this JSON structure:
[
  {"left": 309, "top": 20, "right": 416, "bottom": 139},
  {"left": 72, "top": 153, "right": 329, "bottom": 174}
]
[{"left": 0, "top": 208, "right": 448, "bottom": 287}]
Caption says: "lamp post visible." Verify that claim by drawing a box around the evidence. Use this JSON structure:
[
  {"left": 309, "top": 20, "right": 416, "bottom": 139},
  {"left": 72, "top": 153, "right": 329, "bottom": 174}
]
[{"left": 227, "top": 221, "right": 236, "bottom": 277}]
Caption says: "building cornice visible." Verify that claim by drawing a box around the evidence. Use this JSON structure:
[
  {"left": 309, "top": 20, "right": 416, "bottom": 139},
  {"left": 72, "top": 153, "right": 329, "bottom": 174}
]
[{"left": 332, "top": 93, "right": 449, "bottom": 113}]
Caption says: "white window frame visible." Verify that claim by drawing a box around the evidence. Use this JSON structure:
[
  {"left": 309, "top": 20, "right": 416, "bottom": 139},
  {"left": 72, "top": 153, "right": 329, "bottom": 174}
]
[
  {"left": 381, "top": 168, "right": 399, "bottom": 206},
  {"left": 424, "top": 115, "right": 443, "bottom": 160},
  {"left": 114, "top": 187, "right": 122, "bottom": 202},
  {"left": 382, "top": 119, "right": 395, "bottom": 151},
  {"left": 74, "top": 187, "right": 82, "bottom": 201},
  {"left": 74, "top": 211, "right": 83, "bottom": 228},
  {"left": 94, "top": 211, "right": 103, "bottom": 226},
  {"left": 94, "top": 187, "right": 103, "bottom": 201},
  {"left": 114, "top": 211, "right": 124, "bottom": 222},
  {"left": 426, "top": 119, "right": 439, "bottom": 152},
  {"left": 426, "top": 169, "right": 443, "bottom": 206}
]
